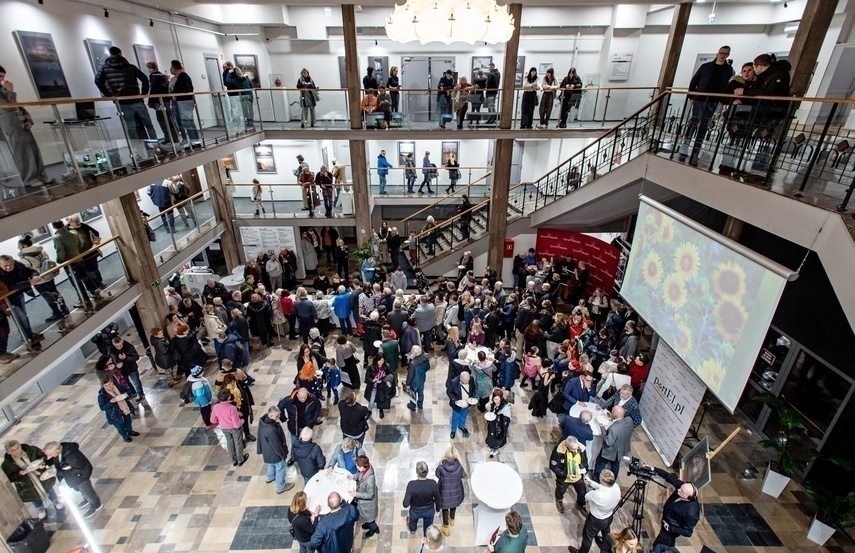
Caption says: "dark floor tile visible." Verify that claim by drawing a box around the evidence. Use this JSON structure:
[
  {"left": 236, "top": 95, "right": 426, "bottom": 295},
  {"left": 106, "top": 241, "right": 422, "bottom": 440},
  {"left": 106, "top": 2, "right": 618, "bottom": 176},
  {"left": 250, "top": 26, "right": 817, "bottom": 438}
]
[
  {"left": 181, "top": 427, "right": 219, "bottom": 446},
  {"left": 61, "top": 373, "right": 85, "bottom": 385},
  {"left": 374, "top": 424, "right": 410, "bottom": 443}
]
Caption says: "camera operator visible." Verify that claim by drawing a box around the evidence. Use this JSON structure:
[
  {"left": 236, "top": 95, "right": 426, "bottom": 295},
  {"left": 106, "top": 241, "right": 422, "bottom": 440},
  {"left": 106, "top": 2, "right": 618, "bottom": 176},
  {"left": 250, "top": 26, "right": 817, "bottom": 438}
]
[{"left": 648, "top": 465, "right": 700, "bottom": 549}]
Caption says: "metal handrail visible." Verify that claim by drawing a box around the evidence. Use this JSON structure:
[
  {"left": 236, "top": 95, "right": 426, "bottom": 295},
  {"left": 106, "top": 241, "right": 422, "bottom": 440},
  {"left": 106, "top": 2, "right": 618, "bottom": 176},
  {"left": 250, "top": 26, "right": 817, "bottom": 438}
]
[
  {"left": 400, "top": 172, "right": 494, "bottom": 225},
  {"left": 145, "top": 189, "right": 209, "bottom": 224},
  {"left": 412, "top": 198, "right": 490, "bottom": 241}
]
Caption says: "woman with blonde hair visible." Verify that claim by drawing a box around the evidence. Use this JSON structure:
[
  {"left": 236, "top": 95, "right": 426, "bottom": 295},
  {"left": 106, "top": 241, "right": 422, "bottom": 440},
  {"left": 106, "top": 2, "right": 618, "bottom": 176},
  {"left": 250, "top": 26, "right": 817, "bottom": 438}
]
[
  {"left": 599, "top": 527, "right": 641, "bottom": 553},
  {"left": 435, "top": 446, "right": 467, "bottom": 535},
  {"left": 202, "top": 304, "right": 226, "bottom": 339},
  {"left": 412, "top": 524, "right": 451, "bottom": 553},
  {"left": 287, "top": 491, "right": 317, "bottom": 552}
]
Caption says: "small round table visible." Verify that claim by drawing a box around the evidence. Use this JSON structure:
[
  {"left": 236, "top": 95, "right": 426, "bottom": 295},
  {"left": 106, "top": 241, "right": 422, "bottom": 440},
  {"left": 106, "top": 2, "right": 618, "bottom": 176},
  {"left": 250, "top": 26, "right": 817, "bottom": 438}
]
[
  {"left": 463, "top": 345, "right": 493, "bottom": 364},
  {"left": 219, "top": 274, "right": 245, "bottom": 291},
  {"left": 303, "top": 468, "right": 355, "bottom": 515},
  {"left": 231, "top": 266, "right": 244, "bottom": 276},
  {"left": 470, "top": 462, "right": 523, "bottom": 546}
]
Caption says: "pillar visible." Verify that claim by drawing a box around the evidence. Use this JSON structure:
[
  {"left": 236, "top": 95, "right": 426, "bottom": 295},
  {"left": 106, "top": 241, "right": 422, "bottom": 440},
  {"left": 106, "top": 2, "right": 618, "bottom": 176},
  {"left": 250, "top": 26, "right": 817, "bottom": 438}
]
[
  {"left": 343, "top": 4, "right": 373, "bottom": 241},
  {"left": 0, "top": 472, "right": 26, "bottom": 545},
  {"left": 488, "top": 4, "right": 522, "bottom": 273},
  {"left": 656, "top": 3, "right": 692, "bottom": 94},
  {"left": 102, "top": 193, "right": 168, "bottom": 334},
  {"left": 203, "top": 160, "right": 242, "bottom": 269},
  {"left": 788, "top": 0, "right": 838, "bottom": 97}
]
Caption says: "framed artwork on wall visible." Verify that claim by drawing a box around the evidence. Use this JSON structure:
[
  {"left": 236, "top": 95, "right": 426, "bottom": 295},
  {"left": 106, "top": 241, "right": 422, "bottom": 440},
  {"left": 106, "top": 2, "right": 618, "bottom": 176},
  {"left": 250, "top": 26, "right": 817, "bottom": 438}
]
[
  {"left": 221, "top": 154, "right": 238, "bottom": 172},
  {"left": 79, "top": 205, "right": 103, "bottom": 223},
  {"left": 471, "top": 56, "right": 492, "bottom": 79},
  {"left": 515, "top": 56, "right": 526, "bottom": 88},
  {"left": 133, "top": 44, "right": 156, "bottom": 70},
  {"left": 84, "top": 38, "right": 113, "bottom": 76},
  {"left": 23, "top": 226, "right": 51, "bottom": 244},
  {"left": 253, "top": 144, "right": 276, "bottom": 173},
  {"left": 368, "top": 56, "right": 389, "bottom": 86},
  {"left": 234, "top": 54, "right": 261, "bottom": 88},
  {"left": 538, "top": 63, "right": 553, "bottom": 75},
  {"left": 398, "top": 141, "right": 415, "bottom": 166},
  {"left": 441, "top": 141, "right": 459, "bottom": 166},
  {"left": 13, "top": 31, "right": 72, "bottom": 99}
]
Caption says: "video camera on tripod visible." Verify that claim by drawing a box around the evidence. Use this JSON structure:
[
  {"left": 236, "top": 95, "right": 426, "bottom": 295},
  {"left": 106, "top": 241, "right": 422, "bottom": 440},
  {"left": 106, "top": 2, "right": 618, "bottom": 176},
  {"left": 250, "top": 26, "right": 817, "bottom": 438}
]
[
  {"left": 612, "top": 458, "right": 668, "bottom": 537},
  {"left": 626, "top": 457, "right": 657, "bottom": 480}
]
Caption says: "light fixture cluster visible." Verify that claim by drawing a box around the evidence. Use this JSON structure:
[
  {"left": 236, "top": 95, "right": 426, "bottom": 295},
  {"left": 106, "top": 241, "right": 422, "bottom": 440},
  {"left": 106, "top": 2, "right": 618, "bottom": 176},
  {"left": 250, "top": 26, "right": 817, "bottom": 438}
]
[{"left": 385, "top": 0, "right": 515, "bottom": 45}]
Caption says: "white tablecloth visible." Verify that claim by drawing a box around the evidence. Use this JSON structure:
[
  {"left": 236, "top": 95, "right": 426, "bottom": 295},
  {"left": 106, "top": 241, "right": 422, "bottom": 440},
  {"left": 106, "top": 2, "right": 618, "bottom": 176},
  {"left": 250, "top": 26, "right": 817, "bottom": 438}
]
[
  {"left": 463, "top": 345, "right": 493, "bottom": 364},
  {"left": 231, "top": 266, "right": 244, "bottom": 275},
  {"left": 470, "top": 462, "right": 523, "bottom": 546},
  {"left": 219, "top": 274, "right": 245, "bottom": 291},
  {"left": 568, "top": 402, "right": 612, "bottom": 470},
  {"left": 303, "top": 468, "right": 355, "bottom": 515}
]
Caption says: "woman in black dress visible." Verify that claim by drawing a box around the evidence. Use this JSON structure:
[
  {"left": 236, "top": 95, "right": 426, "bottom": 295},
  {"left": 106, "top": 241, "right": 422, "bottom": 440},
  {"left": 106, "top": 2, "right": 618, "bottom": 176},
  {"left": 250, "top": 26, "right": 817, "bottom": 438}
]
[
  {"left": 520, "top": 67, "right": 540, "bottom": 129},
  {"left": 485, "top": 388, "right": 512, "bottom": 458}
]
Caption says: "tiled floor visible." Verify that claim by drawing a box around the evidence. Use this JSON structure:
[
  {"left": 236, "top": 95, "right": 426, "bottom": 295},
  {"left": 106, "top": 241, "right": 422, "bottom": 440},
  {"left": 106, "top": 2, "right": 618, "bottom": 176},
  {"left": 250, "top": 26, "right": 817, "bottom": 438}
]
[{"left": 4, "top": 329, "right": 850, "bottom": 553}]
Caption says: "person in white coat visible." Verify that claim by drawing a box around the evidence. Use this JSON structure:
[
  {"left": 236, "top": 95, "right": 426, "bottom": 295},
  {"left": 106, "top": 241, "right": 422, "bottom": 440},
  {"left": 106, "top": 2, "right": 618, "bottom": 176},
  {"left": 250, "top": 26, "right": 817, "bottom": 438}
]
[
  {"left": 265, "top": 256, "right": 282, "bottom": 292},
  {"left": 301, "top": 232, "right": 318, "bottom": 274}
]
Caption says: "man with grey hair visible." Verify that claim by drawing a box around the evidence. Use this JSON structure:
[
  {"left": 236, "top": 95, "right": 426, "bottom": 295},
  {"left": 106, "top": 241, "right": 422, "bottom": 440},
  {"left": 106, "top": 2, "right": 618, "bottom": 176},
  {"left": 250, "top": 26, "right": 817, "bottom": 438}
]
[
  {"left": 331, "top": 284, "right": 353, "bottom": 336},
  {"left": 0, "top": 254, "right": 44, "bottom": 347},
  {"left": 413, "top": 296, "right": 436, "bottom": 351},
  {"left": 493, "top": 280, "right": 506, "bottom": 307},
  {"left": 212, "top": 297, "right": 229, "bottom": 325},
  {"left": 294, "top": 287, "right": 318, "bottom": 344},
  {"left": 403, "top": 461, "right": 440, "bottom": 535},
  {"left": 42, "top": 441, "right": 101, "bottom": 518},
  {"left": 291, "top": 427, "right": 325, "bottom": 482},
  {"left": 595, "top": 405, "right": 633, "bottom": 481},
  {"left": 308, "top": 491, "right": 359, "bottom": 552},
  {"left": 447, "top": 369, "right": 475, "bottom": 439},
  {"left": 549, "top": 435, "right": 589, "bottom": 514},
  {"left": 404, "top": 345, "right": 431, "bottom": 411},
  {"left": 387, "top": 300, "right": 408, "bottom": 339},
  {"left": 2, "top": 440, "right": 62, "bottom": 517},
  {"left": 256, "top": 405, "right": 294, "bottom": 493},
  {"left": 560, "top": 409, "right": 595, "bottom": 445},
  {"left": 596, "top": 384, "right": 642, "bottom": 427}
]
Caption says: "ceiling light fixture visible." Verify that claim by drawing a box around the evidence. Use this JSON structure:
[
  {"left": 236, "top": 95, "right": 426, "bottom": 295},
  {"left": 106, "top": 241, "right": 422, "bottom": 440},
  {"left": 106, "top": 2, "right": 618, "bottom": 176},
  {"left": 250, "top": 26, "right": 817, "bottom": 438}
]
[{"left": 385, "top": 0, "right": 515, "bottom": 45}]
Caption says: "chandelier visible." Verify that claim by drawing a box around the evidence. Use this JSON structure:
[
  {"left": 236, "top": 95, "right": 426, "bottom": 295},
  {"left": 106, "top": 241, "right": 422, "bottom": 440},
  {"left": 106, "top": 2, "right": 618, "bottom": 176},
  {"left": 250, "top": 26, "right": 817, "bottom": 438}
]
[{"left": 385, "top": 0, "right": 516, "bottom": 45}]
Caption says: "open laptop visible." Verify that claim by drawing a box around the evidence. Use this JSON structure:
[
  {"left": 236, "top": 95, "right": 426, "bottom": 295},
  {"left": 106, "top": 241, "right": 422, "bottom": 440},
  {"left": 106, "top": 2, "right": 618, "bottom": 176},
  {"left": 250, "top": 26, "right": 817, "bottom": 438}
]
[{"left": 75, "top": 102, "right": 97, "bottom": 121}]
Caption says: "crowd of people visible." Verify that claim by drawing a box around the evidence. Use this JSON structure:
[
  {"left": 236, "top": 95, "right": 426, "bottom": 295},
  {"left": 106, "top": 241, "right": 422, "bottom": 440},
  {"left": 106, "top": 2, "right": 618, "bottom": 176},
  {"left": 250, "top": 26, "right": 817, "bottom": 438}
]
[{"left": 1, "top": 237, "right": 707, "bottom": 553}]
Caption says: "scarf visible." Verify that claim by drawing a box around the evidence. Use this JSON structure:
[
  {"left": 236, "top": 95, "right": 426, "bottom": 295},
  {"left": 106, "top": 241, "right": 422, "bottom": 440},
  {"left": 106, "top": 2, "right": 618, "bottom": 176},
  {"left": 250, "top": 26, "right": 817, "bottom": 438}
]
[
  {"left": 105, "top": 368, "right": 130, "bottom": 390},
  {"left": 12, "top": 452, "right": 49, "bottom": 502},
  {"left": 372, "top": 365, "right": 387, "bottom": 389},
  {"left": 104, "top": 381, "right": 130, "bottom": 414}
]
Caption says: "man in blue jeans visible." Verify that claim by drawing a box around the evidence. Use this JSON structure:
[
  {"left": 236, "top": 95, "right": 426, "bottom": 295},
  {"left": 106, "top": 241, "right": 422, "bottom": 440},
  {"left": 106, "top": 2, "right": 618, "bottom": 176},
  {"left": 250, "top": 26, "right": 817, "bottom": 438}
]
[
  {"left": 376, "top": 150, "right": 393, "bottom": 195},
  {"left": 446, "top": 371, "right": 475, "bottom": 439},
  {"left": 403, "top": 461, "right": 440, "bottom": 535},
  {"left": 404, "top": 346, "right": 431, "bottom": 411},
  {"left": 0, "top": 255, "right": 45, "bottom": 349},
  {"left": 256, "top": 406, "right": 295, "bottom": 494}
]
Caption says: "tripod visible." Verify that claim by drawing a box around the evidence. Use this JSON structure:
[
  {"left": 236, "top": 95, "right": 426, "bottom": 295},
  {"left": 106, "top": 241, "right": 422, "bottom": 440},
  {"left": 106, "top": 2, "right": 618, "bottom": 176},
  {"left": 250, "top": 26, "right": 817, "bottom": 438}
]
[{"left": 612, "top": 476, "right": 667, "bottom": 538}]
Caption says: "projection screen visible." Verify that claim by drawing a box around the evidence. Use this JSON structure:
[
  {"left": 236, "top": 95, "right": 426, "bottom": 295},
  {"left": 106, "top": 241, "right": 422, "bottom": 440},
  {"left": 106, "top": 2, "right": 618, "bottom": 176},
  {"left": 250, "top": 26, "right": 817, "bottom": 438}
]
[{"left": 621, "top": 197, "right": 788, "bottom": 412}]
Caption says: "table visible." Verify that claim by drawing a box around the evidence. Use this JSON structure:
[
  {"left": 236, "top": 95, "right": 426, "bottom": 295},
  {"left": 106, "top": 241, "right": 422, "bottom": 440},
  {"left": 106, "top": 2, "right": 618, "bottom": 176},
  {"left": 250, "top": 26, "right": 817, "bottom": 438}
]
[
  {"left": 232, "top": 266, "right": 245, "bottom": 276},
  {"left": 470, "top": 462, "right": 523, "bottom": 546},
  {"left": 463, "top": 344, "right": 492, "bottom": 364},
  {"left": 568, "top": 402, "right": 612, "bottom": 470},
  {"left": 219, "top": 274, "right": 245, "bottom": 291},
  {"left": 303, "top": 468, "right": 355, "bottom": 515}
]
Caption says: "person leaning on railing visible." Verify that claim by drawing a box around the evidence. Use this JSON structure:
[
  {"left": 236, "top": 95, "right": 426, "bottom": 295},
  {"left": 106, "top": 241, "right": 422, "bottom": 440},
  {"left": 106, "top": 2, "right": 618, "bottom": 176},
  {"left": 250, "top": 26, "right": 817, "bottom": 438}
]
[
  {"left": 0, "top": 65, "right": 54, "bottom": 188},
  {"left": 17, "top": 235, "right": 69, "bottom": 323},
  {"left": 0, "top": 255, "right": 46, "bottom": 348}
]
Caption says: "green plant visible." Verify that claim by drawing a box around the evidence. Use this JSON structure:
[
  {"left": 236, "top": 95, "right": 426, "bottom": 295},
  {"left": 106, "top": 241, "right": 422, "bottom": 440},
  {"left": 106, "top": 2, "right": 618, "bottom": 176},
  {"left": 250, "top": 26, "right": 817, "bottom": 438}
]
[
  {"left": 805, "top": 484, "right": 855, "bottom": 529},
  {"left": 351, "top": 241, "right": 373, "bottom": 263},
  {"left": 755, "top": 393, "right": 816, "bottom": 477}
]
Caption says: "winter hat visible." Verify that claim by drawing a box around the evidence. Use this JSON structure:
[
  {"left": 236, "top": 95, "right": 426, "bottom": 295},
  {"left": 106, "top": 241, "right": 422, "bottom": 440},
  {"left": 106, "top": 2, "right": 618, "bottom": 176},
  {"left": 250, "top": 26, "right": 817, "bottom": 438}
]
[{"left": 191, "top": 366, "right": 203, "bottom": 376}]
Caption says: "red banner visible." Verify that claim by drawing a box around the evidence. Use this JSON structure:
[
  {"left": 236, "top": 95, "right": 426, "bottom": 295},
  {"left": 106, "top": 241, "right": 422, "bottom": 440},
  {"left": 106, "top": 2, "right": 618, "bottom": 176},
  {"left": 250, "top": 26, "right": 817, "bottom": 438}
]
[{"left": 535, "top": 229, "right": 621, "bottom": 297}]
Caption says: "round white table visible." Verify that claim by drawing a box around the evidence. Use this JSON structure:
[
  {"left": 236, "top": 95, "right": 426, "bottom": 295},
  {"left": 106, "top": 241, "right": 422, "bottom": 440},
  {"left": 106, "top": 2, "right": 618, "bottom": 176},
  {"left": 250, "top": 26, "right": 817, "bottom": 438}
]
[
  {"left": 470, "top": 462, "right": 523, "bottom": 546},
  {"left": 568, "top": 402, "right": 612, "bottom": 470},
  {"left": 219, "top": 274, "right": 245, "bottom": 291},
  {"left": 231, "top": 266, "right": 244, "bottom": 276},
  {"left": 303, "top": 468, "right": 355, "bottom": 515},
  {"left": 463, "top": 345, "right": 493, "bottom": 364}
]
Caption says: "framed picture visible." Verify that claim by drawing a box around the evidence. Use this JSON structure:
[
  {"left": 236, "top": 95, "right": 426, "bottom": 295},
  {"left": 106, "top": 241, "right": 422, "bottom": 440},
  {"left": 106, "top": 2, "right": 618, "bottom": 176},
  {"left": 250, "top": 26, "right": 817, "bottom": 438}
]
[
  {"left": 398, "top": 141, "right": 415, "bottom": 166},
  {"left": 538, "top": 63, "right": 553, "bottom": 75},
  {"left": 471, "top": 56, "right": 492, "bottom": 79},
  {"left": 368, "top": 56, "right": 389, "bottom": 86},
  {"left": 338, "top": 56, "right": 348, "bottom": 88},
  {"left": 84, "top": 38, "right": 113, "bottom": 76},
  {"left": 133, "top": 44, "right": 156, "bottom": 70},
  {"left": 515, "top": 55, "right": 526, "bottom": 88},
  {"left": 79, "top": 205, "right": 103, "bottom": 223},
  {"left": 13, "top": 31, "right": 72, "bottom": 99},
  {"left": 234, "top": 54, "right": 261, "bottom": 88},
  {"left": 23, "top": 226, "right": 51, "bottom": 244},
  {"left": 253, "top": 144, "right": 276, "bottom": 173},
  {"left": 221, "top": 154, "right": 238, "bottom": 172},
  {"left": 441, "top": 141, "right": 459, "bottom": 166}
]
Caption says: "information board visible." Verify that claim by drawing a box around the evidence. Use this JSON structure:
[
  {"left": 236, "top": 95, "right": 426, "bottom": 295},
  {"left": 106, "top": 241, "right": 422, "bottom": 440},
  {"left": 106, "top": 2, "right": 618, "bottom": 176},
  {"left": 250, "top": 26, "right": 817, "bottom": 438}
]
[{"left": 239, "top": 226, "right": 297, "bottom": 262}]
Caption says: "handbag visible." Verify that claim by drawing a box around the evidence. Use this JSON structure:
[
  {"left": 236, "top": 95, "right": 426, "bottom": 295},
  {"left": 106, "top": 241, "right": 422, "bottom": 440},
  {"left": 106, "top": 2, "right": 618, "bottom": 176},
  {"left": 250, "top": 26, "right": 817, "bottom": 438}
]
[{"left": 39, "top": 257, "right": 58, "bottom": 280}]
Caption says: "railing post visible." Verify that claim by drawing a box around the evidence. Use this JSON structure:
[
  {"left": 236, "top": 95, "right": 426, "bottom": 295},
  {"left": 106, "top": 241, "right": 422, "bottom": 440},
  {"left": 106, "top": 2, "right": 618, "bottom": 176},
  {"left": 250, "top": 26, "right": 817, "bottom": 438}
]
[
  {"left": 5, "top": 298, "right": 34, "bottom": 353},
  {"left": 50, "top": 105, "right": 86, "bottom": 186},
  {"left": 114, "top": 99, "right": 139, "bottom": 171},
  {"left": 708, "top": 98, "right": 733, "bottom": 172},
  {"left": 764, "top": 101, "right": 799, "bottom": 187},
  {"left": 838, "top": 174, "right": 855, "bottom": 212},
  {"left": 269, "top": 185, "right": 277, "bottom": 217},
  {"left": 670, "top": 94, "right": 692, "bottom": 159},
  {"left": 602, "top": 88, "right": 612, "bottom": 128},
  {"left": 628, "top": 114, "right": 639, "bottom": 160},
  {"left": 193, "top": 101, "right": 206, "bottom": 146},
  {"left": 255, "top": 90, "right": 264, "bottom": 131},
  {"left": 796, "top": 102, "right": 837, "bottom": 197}
]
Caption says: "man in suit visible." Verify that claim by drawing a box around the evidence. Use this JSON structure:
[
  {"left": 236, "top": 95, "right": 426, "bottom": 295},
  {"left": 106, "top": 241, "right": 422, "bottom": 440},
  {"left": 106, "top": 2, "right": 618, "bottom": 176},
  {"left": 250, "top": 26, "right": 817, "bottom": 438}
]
[
  {"left": 43, "top": 441, "right": 101, "bottom": 518},
  {"left": 447, "top": 370, "right": 476, "bottom": 439},
  {"left": 596, "top": 385, "right": 642, "bottom": 428},
  {"left": 562, "top": 371, "right": 596, "bottom": 412},
  {"left": 594, "top": 406, "right": 633, "bottom": 481},
  {"left": 308, "top": 492, "right": 359, "bottom": 553},
  {"left": 560, "top": 409, "right": 595, "bottom": 444}
]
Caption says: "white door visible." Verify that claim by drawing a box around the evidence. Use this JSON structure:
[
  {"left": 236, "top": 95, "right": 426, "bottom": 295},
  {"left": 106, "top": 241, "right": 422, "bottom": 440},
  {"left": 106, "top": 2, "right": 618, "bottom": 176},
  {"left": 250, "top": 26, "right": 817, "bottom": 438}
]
[
  {"left": 203, "top": 54, "right": 225, "bottom": 127},
  {"left": 402, "top": 56, "right": 429, "bottom": 121}
]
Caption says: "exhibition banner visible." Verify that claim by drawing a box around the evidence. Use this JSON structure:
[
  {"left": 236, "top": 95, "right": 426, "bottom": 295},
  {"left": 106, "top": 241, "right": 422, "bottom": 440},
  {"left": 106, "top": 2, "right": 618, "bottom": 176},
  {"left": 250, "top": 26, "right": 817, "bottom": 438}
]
[
  {"left": 534, "top": 229, "right": 621, "bottom": 297},
  {"left": 640, "top": 340, "right": 708, "bottom": 466}
]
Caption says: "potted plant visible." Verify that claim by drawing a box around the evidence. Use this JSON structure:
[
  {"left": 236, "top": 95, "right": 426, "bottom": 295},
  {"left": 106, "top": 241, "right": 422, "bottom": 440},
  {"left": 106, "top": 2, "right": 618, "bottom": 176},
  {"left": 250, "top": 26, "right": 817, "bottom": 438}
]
[
  {"left": 804, "top": 483, "right": 855, "bottom": 546},
  {"left": 351, "top": 241, "right": 373, "bottom": 263},
  {"left": 754, "top": 393, "right": 815, "bottom": 498}
]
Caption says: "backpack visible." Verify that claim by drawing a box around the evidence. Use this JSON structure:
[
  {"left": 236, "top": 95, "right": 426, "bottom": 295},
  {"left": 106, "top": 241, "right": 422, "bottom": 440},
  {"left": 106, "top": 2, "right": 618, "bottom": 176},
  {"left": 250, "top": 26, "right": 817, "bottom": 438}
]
[
  {"left": 179, "top": 381, "right": 193, "bottom": 404},
  {"left": 430, "top": 163, "right": 438, "bottom": 177},
  {"left": 39, "top": 257, "right": 58, "bottom": 280},
  {"left": 192, "top": 381, "right": 212, "bottom": 407}
]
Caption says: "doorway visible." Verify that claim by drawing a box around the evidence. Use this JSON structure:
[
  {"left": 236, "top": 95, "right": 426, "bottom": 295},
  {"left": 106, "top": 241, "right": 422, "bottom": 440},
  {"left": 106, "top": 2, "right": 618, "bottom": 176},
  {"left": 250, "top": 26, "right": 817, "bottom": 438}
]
[
  {"left": 203, "top": 52, "right": 225, "bottom": 128},
  {"left": 400, "top": 56, "right": 454, "bottom": 122}
]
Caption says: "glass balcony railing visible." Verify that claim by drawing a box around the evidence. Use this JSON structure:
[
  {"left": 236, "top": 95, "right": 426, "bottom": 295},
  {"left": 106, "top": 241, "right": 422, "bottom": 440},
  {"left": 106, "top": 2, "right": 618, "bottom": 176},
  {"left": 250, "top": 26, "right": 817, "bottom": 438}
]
[
  {"left": 227, "top": 182, "right": 352, "bottom": 219},
  {"left": 367, "top": 166, "right": 492, "bottom": 197},
  {"left": 0, "top": 234, "right": 133, "bottom": 384},
  {"left": 146, "top": 190, "right": 217, "bottom": 265}
]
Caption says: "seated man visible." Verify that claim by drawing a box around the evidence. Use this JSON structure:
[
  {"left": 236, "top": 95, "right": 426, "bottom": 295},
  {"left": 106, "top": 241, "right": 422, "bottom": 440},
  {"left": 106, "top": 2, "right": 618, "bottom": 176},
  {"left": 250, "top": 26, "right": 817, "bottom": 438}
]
[{"left": 596, "top": 384, "right": 642, "bottom": 427}]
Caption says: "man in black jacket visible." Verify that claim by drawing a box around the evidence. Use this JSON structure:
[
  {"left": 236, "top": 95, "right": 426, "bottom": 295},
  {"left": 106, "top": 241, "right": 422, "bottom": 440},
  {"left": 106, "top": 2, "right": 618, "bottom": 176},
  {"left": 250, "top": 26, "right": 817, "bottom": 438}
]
[
  {"left": 169, "top": 60, "right": 199, "bottom": 143},
  {"left": 109, "top": 336, "right": 145, "bottom": 402},
  {"left": 437, "top": 70, "right": 455, "bottom": 128},
  {"left": 95, "top": 46, "right": 156, "bottom": 155},
  {"left": 650, "top": 465, "right": 701, "bottom": 549},
  {"left": 257, "top": 406, "right": 295, "bottom": 493},
  {"left": 43, "top": 441, "right": 101, "bottom": 518},
  {"left": 290, "top": 427, "right": 325, "bottom": 482},
  {"left": 145, "top": 61, "right": 179, "bottom": 145},
  {"left": 682, "top": 45, "right": 734, "bottom": 165},
  {"left": 485, "top": 63, "right": 501, "bottom": 122},
  {"left": 0, "top": 255, "right": 45, "bottom": 345},
  {"left": 277, "top": 388, "right": 320, "bottom": 462}
]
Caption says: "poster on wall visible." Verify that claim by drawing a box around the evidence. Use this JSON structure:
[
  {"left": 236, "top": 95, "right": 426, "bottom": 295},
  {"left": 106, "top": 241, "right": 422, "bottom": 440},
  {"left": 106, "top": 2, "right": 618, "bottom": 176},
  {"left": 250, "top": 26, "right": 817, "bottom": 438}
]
[
  {"left": 609, "top": 53, "right": 633, "bottom": 82},
  {"left": 534, "top": 229, "right": 621, "bottom": 298},
  {"left": 133, "top": 44, "right": 156, "bottom": 69},
  {"left": 240, "top": 226, "right": 297, "bottom": 262},
  {"left": 13, "top": 31, "right": 72, "bottom": 99},
  {"left": 24, "top": 226, "right": 51, "bottom": 244},
  {"left": 234, "top": 54, "right": 261, "bottom": 88},
  {"left": 398, "top": 141, "right": 415, "bottom": 166},
  {"left": 221, "top": 154, "right": 238, "bottom": 172},
  {"left": 538, "top": 63, "right": 553, "bottom": 75},
  {"left": 471, "top": 56, "right": 492, "bottom": 79},
  {"left": 514, "top": 56, "right": 526, "bottom": 88},
  {"left": 367, "top": 56, "right": 389, "bottom": 86},
  {"left": 84, "top": 38, "right": 113, "bottom": 76},
  {"left": 79, "top": 205, "right": 103, "bottom": 223},
  {"left": 440, "top": 141, "right": 459, "bottom": 166},
  {"left": 639, "top": 341, "right": 708, "bottom": 466},
  {"left": 253, "top": 144, "right": 276, "bottom": 173}
]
